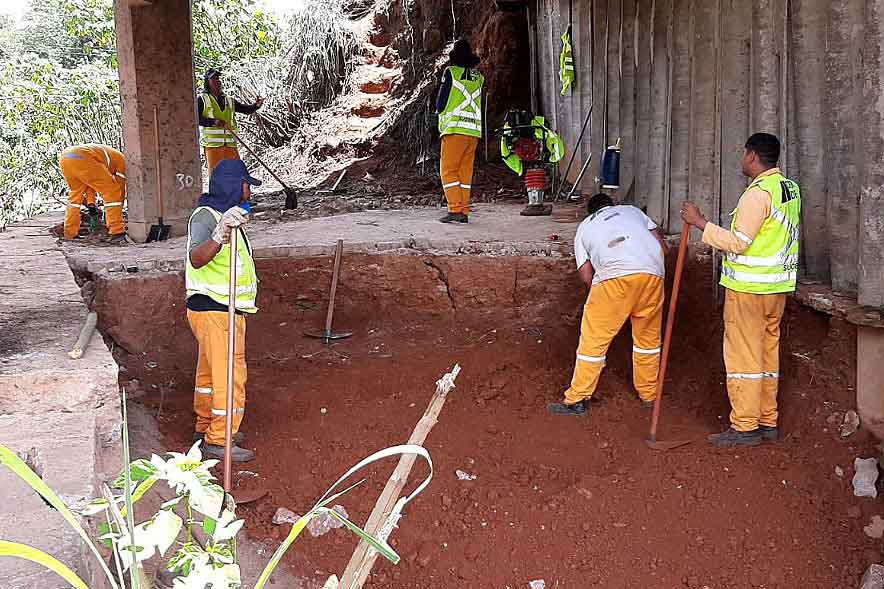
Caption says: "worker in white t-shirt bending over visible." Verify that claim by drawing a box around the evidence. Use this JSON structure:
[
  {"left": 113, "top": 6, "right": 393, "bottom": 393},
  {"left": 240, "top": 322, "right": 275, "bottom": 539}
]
[{"left": 548, "top": 193, "right": 670, "bottom": 416}]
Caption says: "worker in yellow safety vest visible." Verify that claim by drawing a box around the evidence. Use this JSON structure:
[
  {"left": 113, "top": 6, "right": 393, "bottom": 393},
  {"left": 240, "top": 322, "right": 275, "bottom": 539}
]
[
  {"left": 436, "top": 39, "right": 484, "bottom": 224},
  {"left": 547, "top": 193, "right": 669, "bottom": 416},
  {"left": 682, "top": 132, "right": 801, "bottom": 447},
  {"left": 197, "top": 67, "right": 264, "bottom": 173},
  {"left": 59, "top": 144, "right": 127, "bottom": 243},
  {"left": 185, "top": 158, "right": 262, "bottom": 463}
]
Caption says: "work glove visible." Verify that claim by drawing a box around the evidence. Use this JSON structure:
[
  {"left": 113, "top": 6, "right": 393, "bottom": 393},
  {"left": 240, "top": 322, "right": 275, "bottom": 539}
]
[{"left": 211, "top": 206, "right": 249, "bottom": 245}]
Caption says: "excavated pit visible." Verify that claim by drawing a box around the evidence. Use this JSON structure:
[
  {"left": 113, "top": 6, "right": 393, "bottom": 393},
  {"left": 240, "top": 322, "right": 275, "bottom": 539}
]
[{"left": 87, "top": 251, "right": 877, "bottom": 588}]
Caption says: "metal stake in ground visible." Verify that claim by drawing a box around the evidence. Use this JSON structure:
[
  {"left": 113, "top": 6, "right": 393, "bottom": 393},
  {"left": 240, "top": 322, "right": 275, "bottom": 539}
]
[
  {"left": 646, "top": 221, "right": 692, "bottom": 451},
  {"left": 305, "top": 239, "right": 353, "bottom": 345}
]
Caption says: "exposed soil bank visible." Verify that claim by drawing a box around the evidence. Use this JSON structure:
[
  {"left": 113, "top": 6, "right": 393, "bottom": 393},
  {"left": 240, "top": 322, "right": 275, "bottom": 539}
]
[{"left": 89, "top": 252, "right": 877, "bottom": 588}]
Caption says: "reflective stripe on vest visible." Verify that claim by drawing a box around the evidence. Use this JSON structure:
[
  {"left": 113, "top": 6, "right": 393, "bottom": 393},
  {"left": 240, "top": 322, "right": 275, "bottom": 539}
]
[
  {"left": 438, "top": 66, "right": 484, "bottom": 138},
  {"left": 720, "top": 172, "right": 801, "bottom": 294},
  {"left": 185, "top": 206, "right": 258, "bottom": 313},
  {"left": 200, "top": 93, "right": 237, "bottom": 147},
  {"left": 560, "top": 31, "right": 575, "bottom": 95}
]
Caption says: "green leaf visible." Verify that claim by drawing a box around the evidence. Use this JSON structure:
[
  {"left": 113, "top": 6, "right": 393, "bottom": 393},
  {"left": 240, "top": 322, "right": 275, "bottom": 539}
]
[
  {"left": 0, "top": 445, "right": 119, "bottom": 588},
  {"left": 113, "top": 459, "right": 159, "bottom": 489},
  {"left": 0, "top": 540, "right": 88, "bottom": 589}
]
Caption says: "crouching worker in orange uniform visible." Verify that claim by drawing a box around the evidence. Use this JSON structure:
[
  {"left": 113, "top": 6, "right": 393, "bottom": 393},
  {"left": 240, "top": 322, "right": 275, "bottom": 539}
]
[
  {"left": 59, "top": 144, "right": 127, "bottom": 242},
  {"left": 682, "top": 133, "right": 800, "bottom": 447},
  {"left": 185, "top": 159, "right": 262, "bottom": 463},
  {"left": 548, "top": 193, "right": 669, "bottom": 416}
]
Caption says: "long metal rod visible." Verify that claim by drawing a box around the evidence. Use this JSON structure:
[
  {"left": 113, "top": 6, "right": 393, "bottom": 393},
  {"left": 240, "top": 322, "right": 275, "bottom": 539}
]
[
  {"left": 555, "top": 105, "right": 593, "bottom": 200},
  {"left": 649, "top": 222, "right": 690, "bottom": 442},
  {"left": 324, "top": 239, "right": 344, "bottom": 336},
  {"left": 565, "top": 153, "right": 594, "bottom": 201},
  {"left": 224, "top": 229, "right": 238, "bottom": 492},
  {"left": 153, "top": 106, "right": 164, "bottom": 220},
  {"left": 227, "top": 126, "right": 296, "bottom": 193}
]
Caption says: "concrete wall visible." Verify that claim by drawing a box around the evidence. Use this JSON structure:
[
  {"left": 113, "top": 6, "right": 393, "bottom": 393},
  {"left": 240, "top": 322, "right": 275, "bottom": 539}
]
[
  {"left": 114, "top": 0, "right": 201, "bottom": 242},
  {"left": 532, "top": 0, "right": 884, "bottom": 305}
]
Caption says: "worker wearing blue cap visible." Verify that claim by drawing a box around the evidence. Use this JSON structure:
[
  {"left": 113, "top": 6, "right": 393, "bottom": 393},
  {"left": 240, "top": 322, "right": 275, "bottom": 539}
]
[{"left": 185, "top": 159, "right": 262, "bottom": 462}]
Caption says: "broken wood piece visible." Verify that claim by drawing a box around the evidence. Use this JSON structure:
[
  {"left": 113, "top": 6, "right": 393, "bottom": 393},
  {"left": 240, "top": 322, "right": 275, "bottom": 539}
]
[
  {"left": 68, "top": 311, "right": 97, "bottom": 359},
  {"left": 339, "top": 364, "right": 461, "bottom": 589},
  {"left": 319, "top": 169, "right": 348, "bottom": 194}
]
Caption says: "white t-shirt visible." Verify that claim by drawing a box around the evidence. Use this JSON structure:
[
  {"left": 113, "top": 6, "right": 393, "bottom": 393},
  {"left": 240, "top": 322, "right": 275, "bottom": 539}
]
[{"left": 574, "top": 205, "right": 665, "bottom": 285}]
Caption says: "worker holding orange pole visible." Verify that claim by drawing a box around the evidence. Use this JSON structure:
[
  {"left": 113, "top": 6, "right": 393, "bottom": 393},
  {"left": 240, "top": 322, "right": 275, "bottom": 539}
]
[
  {"left": 548, "top": 193, "right": 670, "bottom": 416},
  {"left": 682, "top": 133, "right": 801, "bottom": 447},
  {"left": 59, "top": 144, "right": 127, "bottom": 243}
]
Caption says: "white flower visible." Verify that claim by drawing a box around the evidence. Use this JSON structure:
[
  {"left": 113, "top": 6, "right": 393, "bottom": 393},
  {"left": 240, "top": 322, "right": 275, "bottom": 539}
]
[
  {"left": 115, "top": 509, "right": 183, "bottom": 570},
  {"left": 172, "top": 563, "right": 241, "bottom": 589},
  {"left": 211, "top": 509, "right": 245, "bottom": 543},
  {"left": 149, "top": 441, "right": 224, "bottom": 517}
]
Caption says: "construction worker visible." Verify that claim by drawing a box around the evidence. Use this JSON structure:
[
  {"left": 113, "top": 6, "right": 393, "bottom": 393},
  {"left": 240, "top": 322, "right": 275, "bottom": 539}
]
[
  {"left": 59, "top": 144, "right": 127, "bottom": 243},
  {"left": 197, "top": 67, "right": 264, "bottom": 173},
  {"left": 436, "top": 39, "right": 483, "bottom": 224},
  {"left": 681, "top": 132, "right": 800, "bottom": 447},
  {"left": 185, "top": 158, "right": 261, "bottom": 462},
  {"left": 548, "top": 193, "right": 669, "bottom": 416}
]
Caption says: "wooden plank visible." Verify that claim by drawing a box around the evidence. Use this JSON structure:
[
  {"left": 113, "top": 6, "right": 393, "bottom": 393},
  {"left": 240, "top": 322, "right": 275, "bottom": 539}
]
[
  {"left": 825, "top": 0, "right": 863, "bottom": 292},
  {"left": 666, "top": 0, "right": 693, "bottom": 228},
  {"left": 719, "top": 0, "right": 752, "bottom": 218},
  {"left": 633, "top": 0, "right": 653, "bottom": 212},
  {"left": 557, "top": 0, "right": 575, "bottom": 160},
  {"left": 789, "top": 0, "right": 829, "bottom": 280},
  {"left": 618, "top": 0, "right": 638, "bottom": 200},
  {"left": 645, "top": 0, "right": 672, "bottom": 225},
  {"left": 573, "top": 0, "right": 592, "bottom": 177},
  {"left": 339, "top": 366, "right": 461, "bottom": 588}
]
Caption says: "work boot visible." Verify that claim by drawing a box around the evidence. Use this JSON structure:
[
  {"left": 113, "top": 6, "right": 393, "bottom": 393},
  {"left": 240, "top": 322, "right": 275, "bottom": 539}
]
[
  {"left": 457, "top": 214, "right": 469, "bottom": 223},
  {"left": 547, "top": 399, "right": 588, "bottom": 416},
  {"left": 193, "top": 431, "right": 244, "bottom": 445},
  {"left": 439, "top": 212, "right": 466, "bottom": 224},
  {"left": 102, "top": 233, "right": 128, "bottom": 245},
  {"left": 203, "top": 444, "right": 256, "bottom": 463},
  {"left": 758, "top": 425, "right": 779, "bottom": 441},
  {"left": 707, "top": 427, "right": 762, "bottom": 447},
  {"left": 641, "top": 399, "right": 655, "bottom": 410}
]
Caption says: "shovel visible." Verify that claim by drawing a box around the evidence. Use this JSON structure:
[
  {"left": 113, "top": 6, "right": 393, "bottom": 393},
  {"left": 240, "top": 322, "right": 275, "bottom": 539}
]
[
  {"left": 305, "top": 239, "right": 353, "bottom": 344},
  {"left": 646, "top": 221, "right": 692, "bottom": 451},
  {"left": 223, "top": 226, "right": 267, "bottom": 505},
  {"left": 147, "top": 106, "right": 172, "bottom": 241},
  {"left": 226, "top": 125, "right": 299, "bottom": 210}
]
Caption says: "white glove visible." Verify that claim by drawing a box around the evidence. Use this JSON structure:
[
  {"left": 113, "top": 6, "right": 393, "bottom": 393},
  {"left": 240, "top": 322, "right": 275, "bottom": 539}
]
[{"left": 211, "top": 206, "right": 248, "bottom": 244}]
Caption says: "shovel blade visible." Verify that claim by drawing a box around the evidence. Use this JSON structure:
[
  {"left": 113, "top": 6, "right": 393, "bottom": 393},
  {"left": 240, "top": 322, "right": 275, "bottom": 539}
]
[
  {"left": 147, "top": 223, "right": 171, "bottom": 242},
  {"left": 233, "top": 487, "right": 268, "bottom": 505},
  {"left": 284, "top": 189, "right": 298, "bottom": 210},
  {"left": 645, "top": 438, "right": 692, "bottom": 451}
]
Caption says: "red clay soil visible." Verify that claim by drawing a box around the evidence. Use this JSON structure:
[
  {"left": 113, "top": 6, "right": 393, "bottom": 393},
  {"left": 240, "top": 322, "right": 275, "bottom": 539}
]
[{"left": 104, "top": 254, "right": 879, "bottom": 589}]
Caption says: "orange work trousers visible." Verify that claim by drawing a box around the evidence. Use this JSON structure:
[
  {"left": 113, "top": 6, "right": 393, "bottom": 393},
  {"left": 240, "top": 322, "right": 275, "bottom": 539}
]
[
  {"left": 187, "top": 309, "right": 247, "bottom": 446},
  {"left": 440, "top": 134, "right": 479, "bottom": 214},
  {"left": 204, "top": 146, "right": 241, "bottom": 174},
  {"left": 723, "top": 289, "right": 787, "bottom": 432},
  {"left": 60, "top": 147, "right": 126, "bottom": 239},
  {"left": 564, "top": 274, "right": 664, "bottom": 404}
]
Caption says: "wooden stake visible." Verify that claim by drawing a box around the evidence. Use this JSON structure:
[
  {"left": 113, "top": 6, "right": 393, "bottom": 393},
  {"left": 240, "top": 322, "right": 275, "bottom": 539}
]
[{"left": 339, "top": 365, "right": 461, "bottom": 588}]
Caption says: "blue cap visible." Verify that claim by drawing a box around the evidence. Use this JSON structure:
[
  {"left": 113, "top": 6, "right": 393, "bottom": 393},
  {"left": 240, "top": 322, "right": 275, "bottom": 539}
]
[{"left": 213, "top": 158, "right": 262, "bottom": 187}]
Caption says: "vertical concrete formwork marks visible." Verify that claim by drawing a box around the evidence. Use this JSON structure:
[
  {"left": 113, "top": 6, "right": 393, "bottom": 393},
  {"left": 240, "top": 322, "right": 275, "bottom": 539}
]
[
  {"left": 719, "top": 0, "right": 752, "bottom": 219},
  {"left": 590, "top": 0, "right": 609, "bottom": 196},
  {"left": 790, "top": 0, "right": 829, "bottom": 280},
  {"left": 545, "top": 0, "right": 561, "bottom": 133},
  {"left": 667, "top": 0, "right": 693, "bottom": 226},
  {"left": 645, "top": 0, "right": 672, "bottom": 225},
  {"left": 557, "top": 0, "right": 575, "bottom": 164},
  {"left": 826, "top": 0, "right": 863, "bottom": 292},
  {"left": 686, "top": 0, "right": 718, "bottom": 227},
  {"left": 751, "top": 0, "right": 780, "bottom": 133},
  {"left": 113, "top": 0, "right": 201, "bottom": 243},
  {"left": 619, "top": 0, "right": 638, "bottom": 199},
  {"left": 634, "top": 0, "right": 653, "bottom": 211},
  {"left": 573, "top": 0, "right": 592, "bottom": 173},
  {"left": 537, "top": 0, "right": 553, "bottom": 132},
  {"left": 607, "top": 0, "right": 622, "bottom": 147},
  {"left": 860, "top": 0, "right": 884, "bottom": 308}
]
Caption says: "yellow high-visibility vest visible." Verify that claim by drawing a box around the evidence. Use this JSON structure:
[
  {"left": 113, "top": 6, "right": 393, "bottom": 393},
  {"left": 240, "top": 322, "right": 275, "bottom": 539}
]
[
  {"left": 200, "top": 93, "right": 237, "bottom": 148},
  {"left": 438, "top": 66, "right": 484, "bottom": 138}
]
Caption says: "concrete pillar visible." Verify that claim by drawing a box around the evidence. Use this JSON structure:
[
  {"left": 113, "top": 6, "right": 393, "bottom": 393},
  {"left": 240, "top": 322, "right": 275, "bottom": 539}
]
[
  {"left": 113, "top": 0, "right": 201, "bottom": 243},
  {"left": 856, "top": 0, "right": 884, "bottom": 439}
]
